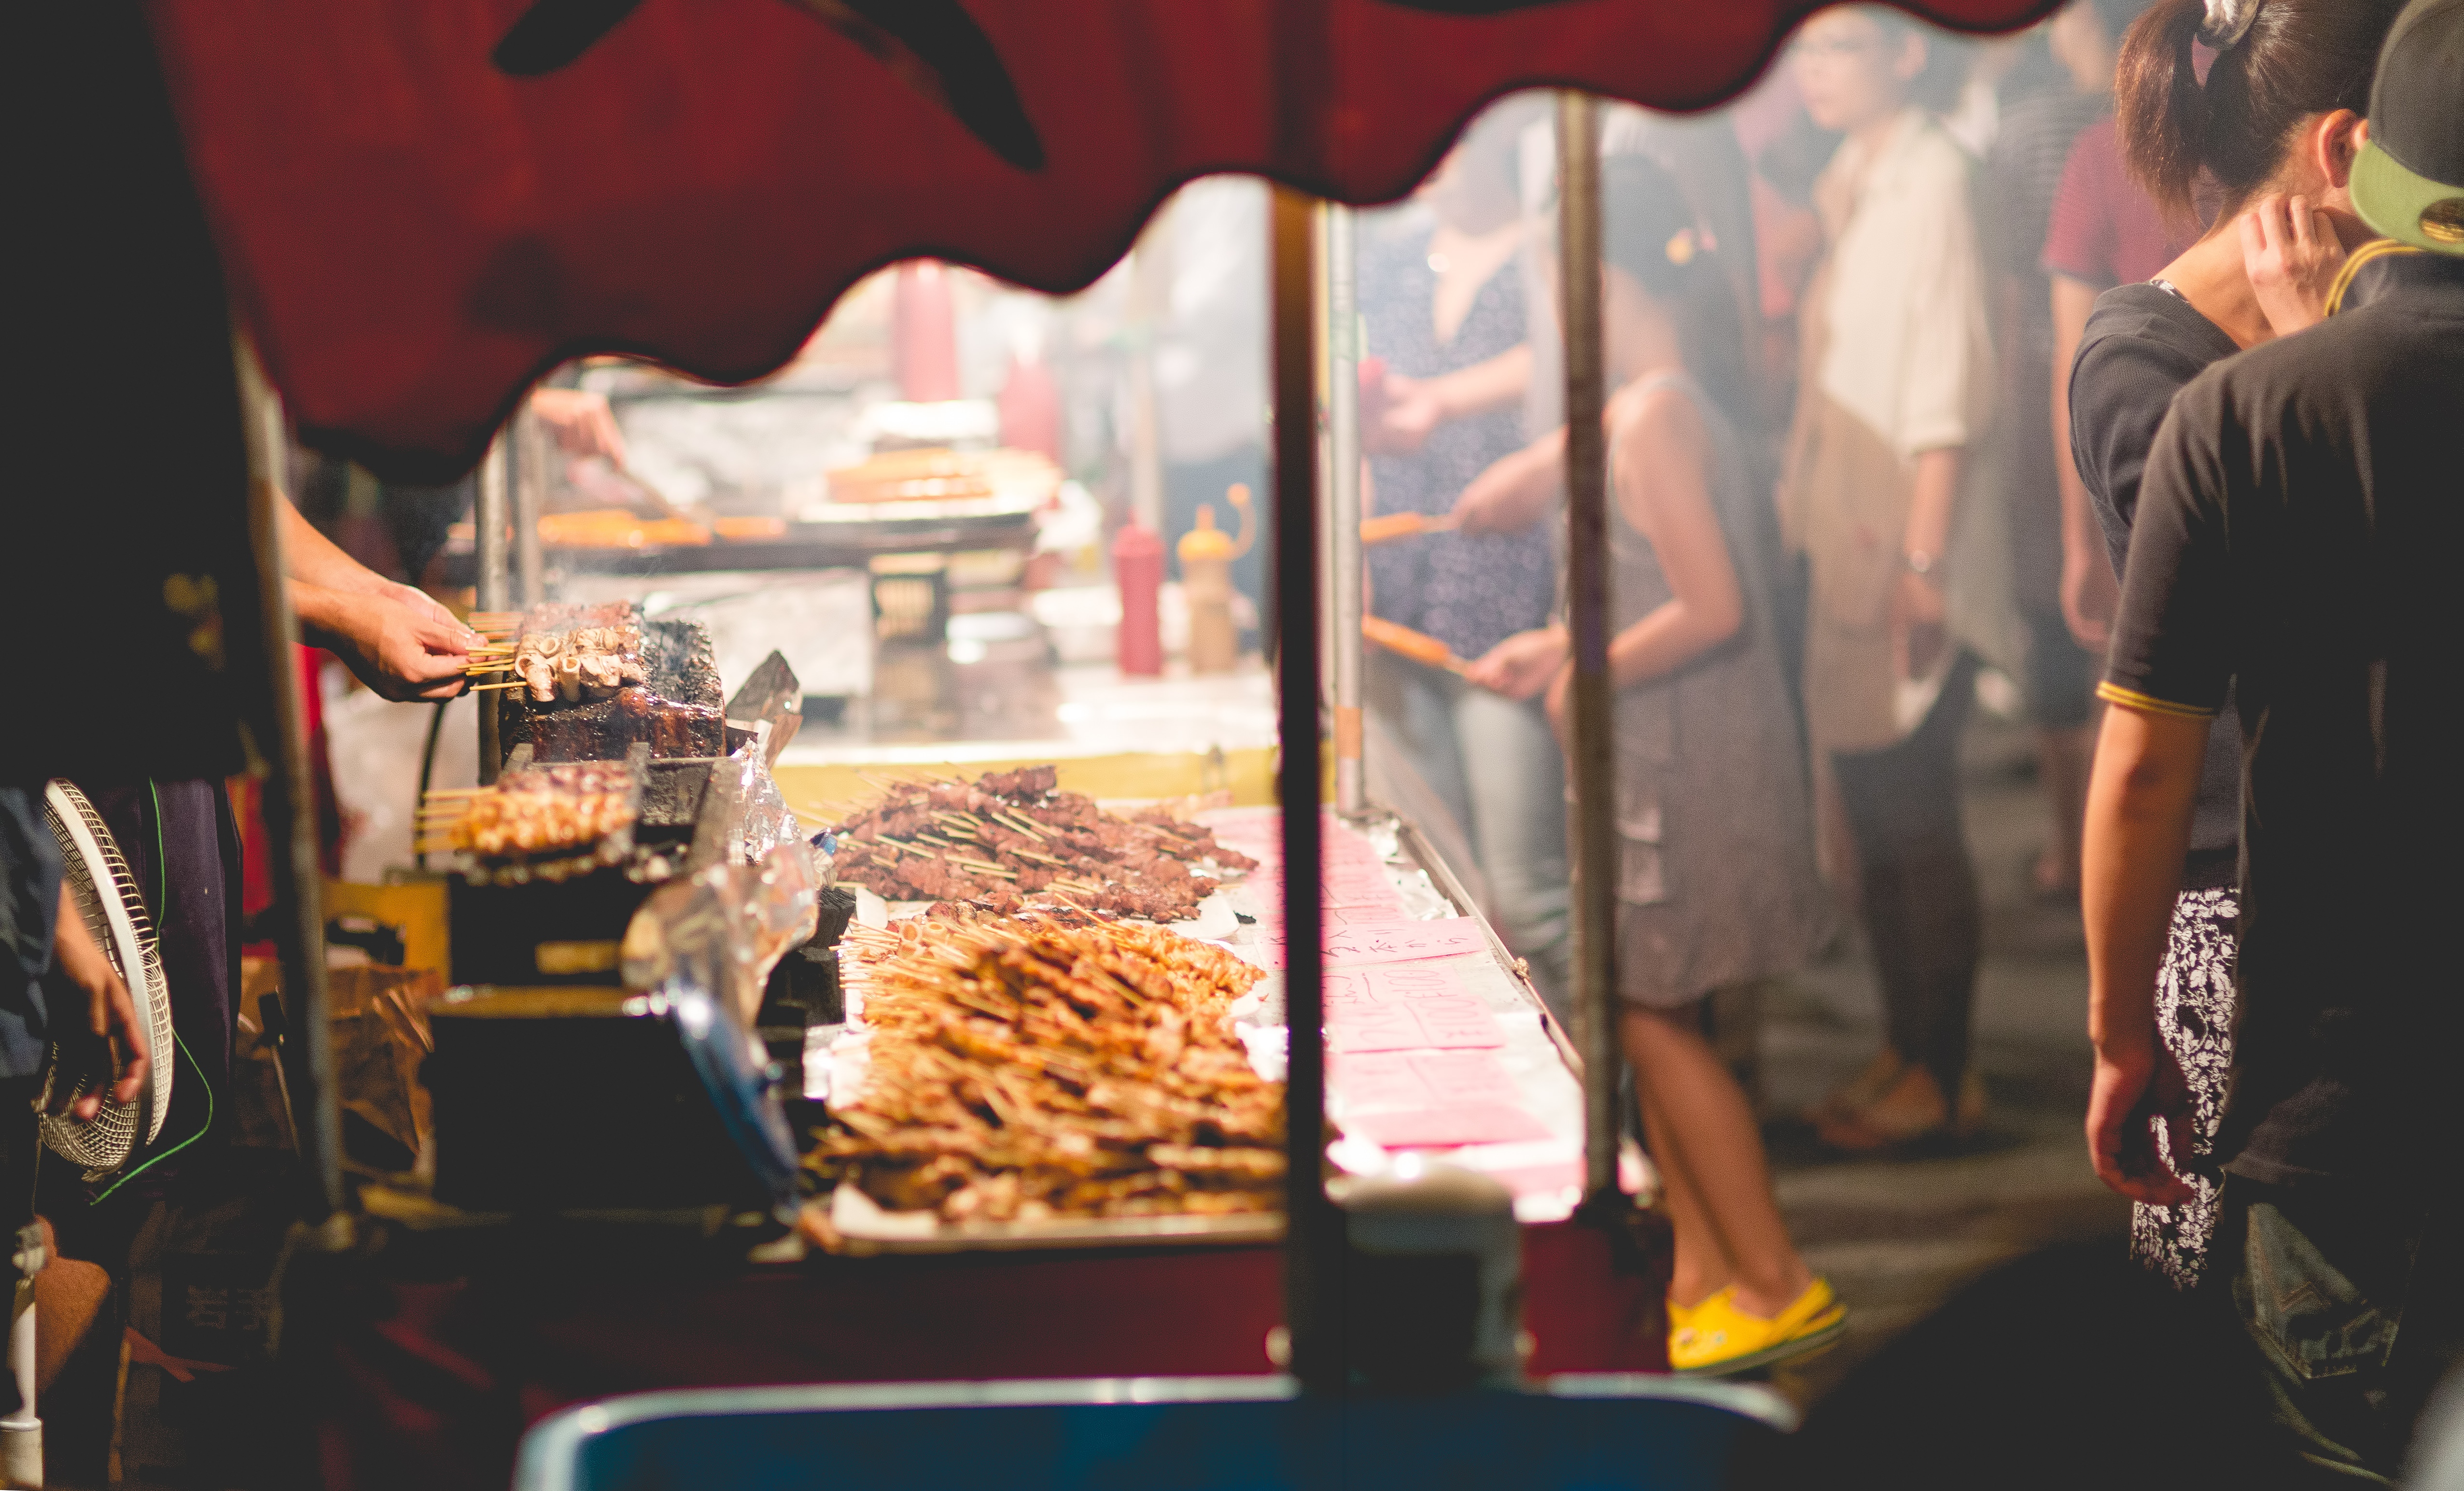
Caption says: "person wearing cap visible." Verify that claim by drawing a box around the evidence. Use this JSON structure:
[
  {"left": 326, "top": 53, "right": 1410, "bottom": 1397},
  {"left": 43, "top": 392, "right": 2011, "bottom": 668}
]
[{"left": 2079, "top": 0, "right": 2464, "bottom": 1477}]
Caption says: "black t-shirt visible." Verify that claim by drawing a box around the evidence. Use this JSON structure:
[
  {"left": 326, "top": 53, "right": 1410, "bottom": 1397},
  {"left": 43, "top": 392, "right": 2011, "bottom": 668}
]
[
  {"left": 2102, "top": 251, "right": 2464, "bottom": 1186},
  {"left": 2068, "top": 282, "right": 2243, "bottom": 885}
]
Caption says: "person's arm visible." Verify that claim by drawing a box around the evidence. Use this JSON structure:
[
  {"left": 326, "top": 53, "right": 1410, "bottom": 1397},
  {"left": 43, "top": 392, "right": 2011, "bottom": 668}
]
[
  {"left": 2081, "top": 704, "right": 2205, "bottom": 1205},
  {"left": 280, "top": 498, "right": 475, "bottom": 701},
  {"left": 1543, "top": 387, "right": 1743, "bottom": 731},
  {"left": 280, "top": 499, "right": 389, "bottom": 599},
  {"left": 528, "top": 386, "right": 628, "bottom": 466},
  {"left": 1464, "top": 625, "right": 1567, "bottom": 701},
  {"left": 1452, "top": 425, "right": 1564, "bottom": 535},
  {"left": 1888, "top": 164, "right": 1986, "bottom": 677},
  {"left": 1373, "top": 345, "right": 1533, "bottom": 453},
  {"left": 281, "top": 498, "right": 462, "bottom": 626},
  {"left": 1893, "top": 446, "right": 1961, "bottom": 677},
  {"left": 2053, "top": 275, "right": 2117, "bottom": 650},
  {"left": 46, "top": 883, "right": 150, "bottom": 1123},
  {"left": 2080, "top": 390, "right": 2235, "bottom": 1206}
]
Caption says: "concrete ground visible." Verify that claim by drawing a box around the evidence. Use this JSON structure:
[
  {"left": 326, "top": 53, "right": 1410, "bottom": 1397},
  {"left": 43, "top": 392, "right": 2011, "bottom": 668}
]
[{"left": 1754, "top": 708, "right": 2131, "bottom": 1406}]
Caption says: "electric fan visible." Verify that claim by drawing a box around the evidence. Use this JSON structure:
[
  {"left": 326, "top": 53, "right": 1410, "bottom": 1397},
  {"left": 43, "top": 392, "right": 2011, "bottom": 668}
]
[{"left": 36, "top": 781, "right": 175, "bottom": 1178}]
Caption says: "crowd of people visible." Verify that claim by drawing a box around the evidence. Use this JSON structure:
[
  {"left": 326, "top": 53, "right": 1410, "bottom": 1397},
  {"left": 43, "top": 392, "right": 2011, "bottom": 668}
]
[
  {"left": 1356, "top": 0, "right": 2460, "bottom": 1476},
  {"left": 5, "top": 0, "right": 2457, "bottom": 1481}
]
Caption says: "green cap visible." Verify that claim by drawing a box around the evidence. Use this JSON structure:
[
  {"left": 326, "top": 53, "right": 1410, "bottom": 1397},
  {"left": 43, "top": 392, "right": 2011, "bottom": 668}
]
[{"left": 2350, "top": 0, "right": 2464, "bottom": 255}]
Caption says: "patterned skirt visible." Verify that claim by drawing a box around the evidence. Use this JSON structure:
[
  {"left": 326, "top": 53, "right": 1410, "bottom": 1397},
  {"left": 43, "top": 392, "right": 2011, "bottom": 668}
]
[{"left": 2129, "top": 886, "right": 2239, "bottom": 1290}]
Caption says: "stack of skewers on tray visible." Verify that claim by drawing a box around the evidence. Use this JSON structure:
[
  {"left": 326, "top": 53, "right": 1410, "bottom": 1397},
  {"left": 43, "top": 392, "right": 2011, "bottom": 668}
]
[
  {"left": 415, "top": 762, "right": 642, "bottom": 883},
  {"left": 808, "top": 904, "right": 1283, "bottom": 1226},
  {"left": 462, "top": 605, "right": 726, "bottom": 761},
  {"left": 813, "top": 765, "right": 1257, "bottom": 922}
]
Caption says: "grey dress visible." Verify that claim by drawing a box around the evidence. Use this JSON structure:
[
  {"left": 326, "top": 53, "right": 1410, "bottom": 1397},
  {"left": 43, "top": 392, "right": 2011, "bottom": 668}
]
[{"left": 1603, "top": 373, "right": 1831, "bottom": 1008}]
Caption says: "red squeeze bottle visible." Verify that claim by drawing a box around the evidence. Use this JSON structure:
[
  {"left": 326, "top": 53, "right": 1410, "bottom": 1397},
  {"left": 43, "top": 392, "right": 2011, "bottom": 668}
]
[
  {"left": 1113, "top": 519, "right": 1164, "bottom": 676},
  {"left": 998, "top": 351, "right": 1062, "bottom": 464}
]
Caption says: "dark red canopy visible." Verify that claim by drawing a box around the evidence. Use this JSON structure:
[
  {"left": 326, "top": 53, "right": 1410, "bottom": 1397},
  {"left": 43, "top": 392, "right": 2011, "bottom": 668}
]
[{"left": 145, "top": 0, "right": 2051, "bottom": 478}]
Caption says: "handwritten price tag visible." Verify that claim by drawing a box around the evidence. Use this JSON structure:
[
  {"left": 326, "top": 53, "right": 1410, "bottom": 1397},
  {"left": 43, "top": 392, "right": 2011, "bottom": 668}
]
[
  {"left": 1344, "top": 1104, "right": 1553, "bottom": 1149},
  {"left": 1244, "top": 918, "right": 1487, "bottom": 969},
  {"left": 1409, "top": 1051, "right": 1524, "bottom": 1106},
  {"left": 1322, "top": 919, "right": 1485, "bottom": 966},
  {"left": 1329, "top": 1052, "right": 1433, "bottom": 1109},
  {"left": 1327, "top": 993, "right": 1504, "bottom": 1053}
]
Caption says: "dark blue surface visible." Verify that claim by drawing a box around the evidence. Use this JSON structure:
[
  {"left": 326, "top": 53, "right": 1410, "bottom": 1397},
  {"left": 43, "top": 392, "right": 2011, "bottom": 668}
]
[{"left": 525, "top": 1383, "right": 1772, "bottom": 1491}]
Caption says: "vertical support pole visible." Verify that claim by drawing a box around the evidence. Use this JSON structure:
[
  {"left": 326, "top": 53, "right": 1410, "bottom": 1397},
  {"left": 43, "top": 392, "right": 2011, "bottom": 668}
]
[
  {"left": 511, "top": 407, "right": 546, "bottom": 608},
  {"left": 474, "top": 434, "right": 510, "bottom": 786},
  {"left": 5, "top": 1233, "right": 42, "bottom": 1487},
  {"left": 1325, "top": 204, "right": 1366, "bottom": 816},
  {"left": 1127, "top": 229, "right": 1168, "bottom": 535},
  {"left": 1271, "top": 185, "right": 1333, "bottom": 1390},
  {"left": 232, "top": 337, "right": 344, "bottom": 1223},
  {"left": 1557, "top": 92, "right": 1622, "bottom": 1208}
]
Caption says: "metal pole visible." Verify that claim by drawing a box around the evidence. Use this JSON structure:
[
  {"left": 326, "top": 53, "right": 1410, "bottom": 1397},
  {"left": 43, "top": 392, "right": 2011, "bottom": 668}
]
[
  {"left": 1557, "top": 92, "right": 1622, "bottom": 1208},
  {"left": 1127, "top": 228, "right": 1168, "bottom": 535},
  {"left": 1326, "top": 205, "right": 1365, "bottom": 815},
  {"left": 1271, "top": 185, "right": 1333, "bottom": 1390},
  {"left": 512, "top": 406, "right": 546, "bottom": 607},
  {"left": 232, "top": 336, "right": 344, "bottom": 1224},
  {"left": 475, "top": 433, "right": 510, "bottom": 785}
]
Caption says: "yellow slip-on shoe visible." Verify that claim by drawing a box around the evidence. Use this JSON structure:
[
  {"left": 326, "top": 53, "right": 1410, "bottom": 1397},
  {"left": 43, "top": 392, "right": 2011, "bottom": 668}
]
[
  {"left": 1669, "top": 1278, "right": 1847, "bottom": 1377},
  {"left": 1667, "top": 1291, "right": 1719, "bottom": 1362}
]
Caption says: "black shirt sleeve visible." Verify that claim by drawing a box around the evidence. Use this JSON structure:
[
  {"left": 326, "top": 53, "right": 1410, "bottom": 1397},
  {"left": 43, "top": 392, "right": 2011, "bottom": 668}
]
[
  {"left": 2067, "top": 288, "right": 2239, "bottom": 576},
  {"left": 2101, "top": 377, "right": 2236, "bottom": 719}
]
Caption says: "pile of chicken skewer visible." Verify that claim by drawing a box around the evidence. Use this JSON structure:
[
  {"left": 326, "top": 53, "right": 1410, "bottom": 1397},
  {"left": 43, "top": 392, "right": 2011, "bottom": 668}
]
[
  {"left": 809, "top": 905, "right": 1282, "bottom": 1224},
  {"left": 824, "top": 765, "right": 1257, "bottom": 922},
  {"left": 415, "top": 765, "right": 635, "bottom": 858}
]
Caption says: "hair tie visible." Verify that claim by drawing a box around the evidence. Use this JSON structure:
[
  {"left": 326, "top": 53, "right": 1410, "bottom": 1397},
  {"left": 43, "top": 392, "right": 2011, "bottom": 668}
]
[{"left": 2198, "top": 0, "right": 2261, "bottom": 50}]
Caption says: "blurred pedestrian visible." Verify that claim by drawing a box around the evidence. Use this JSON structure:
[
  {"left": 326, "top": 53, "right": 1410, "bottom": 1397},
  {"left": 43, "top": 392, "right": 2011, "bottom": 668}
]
[
  {"left": 1469, "top": 155, "right": 1836, "bottom": 1376},
  {"left": 1981, "top": 0, "right": 2150, "bottom": 902},
  {"left": 1359, "top": 116, "right": 1570, "bottom": 1009},
  {"left": 1778, "top": 6, "right": 1997, "bottom": 1150},
  {"left": 2067, "top": 0, "right": 2404, "bottom": 1287}
]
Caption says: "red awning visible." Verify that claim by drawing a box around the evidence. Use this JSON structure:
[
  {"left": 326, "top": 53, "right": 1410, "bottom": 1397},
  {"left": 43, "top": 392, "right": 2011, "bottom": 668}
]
[{"left": 145, "top": 0, "right": 2051, "bottom": 478}]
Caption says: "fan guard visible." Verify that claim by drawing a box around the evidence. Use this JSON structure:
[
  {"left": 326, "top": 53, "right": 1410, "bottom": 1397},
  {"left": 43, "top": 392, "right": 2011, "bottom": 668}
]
[{"left": 37, "top": 781, "right": 176, "bottom": 1178}]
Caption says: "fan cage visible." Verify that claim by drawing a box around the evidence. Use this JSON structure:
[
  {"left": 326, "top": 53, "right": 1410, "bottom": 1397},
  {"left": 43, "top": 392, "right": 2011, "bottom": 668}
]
[{"left": 37, "top": 782, "right": 176, "bottom": 1176}]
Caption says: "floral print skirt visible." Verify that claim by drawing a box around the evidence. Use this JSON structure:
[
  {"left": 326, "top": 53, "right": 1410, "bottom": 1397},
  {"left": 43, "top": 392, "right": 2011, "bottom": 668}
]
[{"left": 2130, "top": 886, "right": 2239, "bottom": 1290}]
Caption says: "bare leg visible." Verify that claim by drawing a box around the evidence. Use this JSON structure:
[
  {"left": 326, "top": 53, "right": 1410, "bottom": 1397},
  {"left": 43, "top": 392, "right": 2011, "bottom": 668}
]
[
  {"left": 1640, "top": 1081, "right": 1732, "bottom": 1308},
  {"left": 1624, "top": 1006, "right": 1813, "bottom": 1319},
  {"left": 2033, "top": 722, "right": 2094, "bottom": 896}
]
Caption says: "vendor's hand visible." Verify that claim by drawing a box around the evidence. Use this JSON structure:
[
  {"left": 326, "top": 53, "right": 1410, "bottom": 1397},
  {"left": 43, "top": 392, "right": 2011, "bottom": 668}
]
[
  {"left": 1453, "top": 440, "right": 1557, "bottom": 536},
  {"left": 2240, "top": 193, "right": 2344, "bottom": 338},
  {"left": 2060, "top": 542, "right": 2117, "bottom": 653},
  {"left": 1465, "top": 628, "right": 1569, "bottom": 702},
  {"left": 1892, "top": 570, "right": 1948, "bottom": 681},
  {"left": 2086, "top": 1038, "right": 2199, "bottom": 1208},
  {"left": 379, "top": 580, "right": 473, "bottom": 636},
  {"left": 303, "top": 585, "right": 474, "bottom": 702},
  {"left": 529, "top": 387, "right": 629, "bottom": 467},
  {"left": 1367, "top": 375, "right": 1442, "bottom": 455},
  {"left": 48, "top": 886, "right": 150, "bottom": 1123}
]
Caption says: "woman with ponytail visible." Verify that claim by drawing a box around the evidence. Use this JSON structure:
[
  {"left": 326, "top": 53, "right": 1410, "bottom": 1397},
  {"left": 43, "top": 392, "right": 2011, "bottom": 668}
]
[
  {"left": 2067, "top": 0, "right": 2402, "bottom": 1289},
  {"left": 1468, "top": 155, "right": 1837, "bottom": 1378}
]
